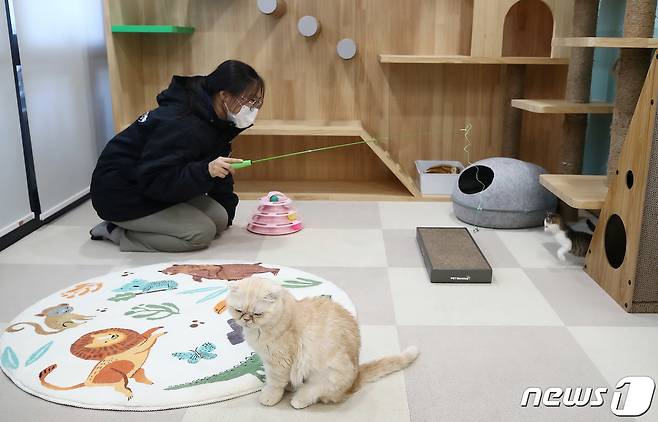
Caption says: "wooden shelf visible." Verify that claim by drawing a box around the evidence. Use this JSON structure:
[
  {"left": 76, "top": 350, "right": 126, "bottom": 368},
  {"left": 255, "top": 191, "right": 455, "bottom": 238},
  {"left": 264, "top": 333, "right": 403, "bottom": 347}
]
[
  {"left": 241, "top": 120, "right": 365, "bottom": 137},
  {"left": 540, "top": 174, "right": 608, "bottom": 210},
  {"left": 235, "top": 180, "right": 416, "bottom": 201},
  {"left": 511, "top": 99, "right": 614, "bottom": 114},
  {"left": 111, "top": 25, "right": 195, "bottom": 34},
  {"left": 379, "top": 54, "right": 568, "bottom": 65},
  {"left": 553, "top": 37, "right": 658, "bottom": 48}
]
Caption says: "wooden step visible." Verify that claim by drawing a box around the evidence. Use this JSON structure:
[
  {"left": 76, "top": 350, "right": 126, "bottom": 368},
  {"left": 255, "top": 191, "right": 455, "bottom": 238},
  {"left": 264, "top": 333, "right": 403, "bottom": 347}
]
[
  {"left": 241, "top": 120, "right": 365, "bottom": 136},
  {"left": 553, "top": 37, "right": 658, "bottom": 48},
  {"left": 539, "top": 174, "right": 608, "bottom": 210},
  {"left": 378, "top": 54, "right": 568, "bottom": 65},
  {"left": 511, "top": 99, "right": 614, "bottom": 114}
]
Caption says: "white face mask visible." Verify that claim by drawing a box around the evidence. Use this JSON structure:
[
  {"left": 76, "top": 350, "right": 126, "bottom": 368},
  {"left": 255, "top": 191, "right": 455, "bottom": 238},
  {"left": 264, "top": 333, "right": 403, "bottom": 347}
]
[{"left": 226, "top": 104, "right": 259, "bottom": 128}]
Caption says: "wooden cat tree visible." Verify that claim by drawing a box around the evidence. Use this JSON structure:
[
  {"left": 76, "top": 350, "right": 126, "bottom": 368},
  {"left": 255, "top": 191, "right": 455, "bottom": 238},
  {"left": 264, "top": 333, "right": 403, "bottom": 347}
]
[{"left": 508, "top": 0, "right": 658, "bottom": 312}]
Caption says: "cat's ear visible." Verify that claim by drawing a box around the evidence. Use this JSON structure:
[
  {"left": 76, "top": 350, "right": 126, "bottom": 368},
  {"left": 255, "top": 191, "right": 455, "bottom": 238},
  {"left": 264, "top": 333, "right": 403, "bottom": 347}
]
[{"left": 263, "top": 284, "right": 283, "bottom": 303}]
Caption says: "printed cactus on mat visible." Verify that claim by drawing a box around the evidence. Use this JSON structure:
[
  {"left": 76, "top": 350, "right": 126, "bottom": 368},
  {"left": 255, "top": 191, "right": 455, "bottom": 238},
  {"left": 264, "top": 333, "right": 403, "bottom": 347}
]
[
  {"left": 280, "top": 277, "right": 323, "bottom": 288},
  {"left": 124, "top": 303, "right": 180, "bottom": 320}
]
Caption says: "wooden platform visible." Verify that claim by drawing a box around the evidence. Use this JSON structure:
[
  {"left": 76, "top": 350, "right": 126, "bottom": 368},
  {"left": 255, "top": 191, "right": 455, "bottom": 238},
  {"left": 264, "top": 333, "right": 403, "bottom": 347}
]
[
  {"left": 242, "top": 120, "right": 365, "bottom": 137},
  {"left": 379, "top": 54, "right": 568, "bottom": 65},
  {"left": 539, "top": 174, "right": 608, "bottom": 210},
  {"left": 553, "top": 37, "right": 658, "bottom": 48},
  {"left": 511, "top": 99, "right": 614, "bottom": 114}
]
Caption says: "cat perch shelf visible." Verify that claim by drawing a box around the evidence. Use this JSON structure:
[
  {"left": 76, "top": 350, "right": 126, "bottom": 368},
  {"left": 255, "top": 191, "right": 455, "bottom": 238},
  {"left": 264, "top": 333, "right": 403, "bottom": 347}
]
[
  {"left": 539, "top": 174, "right": 608, "bottom": 210},
  {"left": 552, "top": 37, "right": 658, "bottom": 48},
  {"left": 378, "top": 55, "right": 569, "bottom": 65},
  {"left": 241, "top": 120, "right": 365, "bottom": 137},
  {"left": 511, "top": 99, "right": 614, "bottom": 114}
]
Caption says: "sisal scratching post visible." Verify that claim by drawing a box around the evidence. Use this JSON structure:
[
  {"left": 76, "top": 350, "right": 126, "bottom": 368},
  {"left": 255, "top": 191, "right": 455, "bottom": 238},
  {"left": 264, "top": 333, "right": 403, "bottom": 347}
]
[
  {"left": 558, "top": 0, "right": 598, "bottom": 221},
  {"left": 608, "top": 0, "right": 657, "bottom": 184},
  {"left": 502, "top": 65, "right": 525, "bottom": 158},
  {"left": 559, "top": 0, "right": 598, "bottom": 175}
]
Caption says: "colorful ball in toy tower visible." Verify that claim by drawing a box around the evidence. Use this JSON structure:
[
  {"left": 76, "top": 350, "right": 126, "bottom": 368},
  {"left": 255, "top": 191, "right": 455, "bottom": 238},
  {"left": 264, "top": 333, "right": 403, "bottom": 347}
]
[{"left": 247, "top": 191, "right": 303, "bottom": 235}]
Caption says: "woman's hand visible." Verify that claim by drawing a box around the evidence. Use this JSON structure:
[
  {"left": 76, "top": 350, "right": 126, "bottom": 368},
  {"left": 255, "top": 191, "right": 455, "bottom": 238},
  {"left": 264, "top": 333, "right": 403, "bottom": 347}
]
[{"left": 208, "top": 156, "right": 243, "bottom": 178}]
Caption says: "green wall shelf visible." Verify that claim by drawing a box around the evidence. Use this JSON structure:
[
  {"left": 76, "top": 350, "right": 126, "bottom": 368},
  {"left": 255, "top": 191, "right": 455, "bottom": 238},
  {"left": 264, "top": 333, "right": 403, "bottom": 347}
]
[{"left": 111, "top": 25, "right": 195, "bottom": 34}]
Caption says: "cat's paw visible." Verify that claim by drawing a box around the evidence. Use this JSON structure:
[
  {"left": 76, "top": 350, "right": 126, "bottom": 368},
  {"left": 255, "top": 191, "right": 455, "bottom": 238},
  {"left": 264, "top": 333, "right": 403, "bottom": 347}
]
[
  {"left": 557, "top": 254, "right": 566, "bottom": 262},
  {"left": 290, "top": 396, "right": 312, "bottom": 409},
  {"left": 285, "top": 382, "right": 297, "bottom": 393},
  {"left": 259, "top": 386, "right": 284, "bottom": 406}
]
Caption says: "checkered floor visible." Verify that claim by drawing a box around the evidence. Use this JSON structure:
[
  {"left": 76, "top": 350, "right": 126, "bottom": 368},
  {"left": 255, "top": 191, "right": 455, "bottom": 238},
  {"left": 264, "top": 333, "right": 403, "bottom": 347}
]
[{"left": 1, "top": 200, "right": 657, "bottom": 422}]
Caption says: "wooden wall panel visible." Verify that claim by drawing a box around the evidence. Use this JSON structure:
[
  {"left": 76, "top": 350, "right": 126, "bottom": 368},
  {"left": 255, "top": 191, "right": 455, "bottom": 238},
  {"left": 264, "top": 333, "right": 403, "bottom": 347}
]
[
  {"left": 127, "top": 0, "right": 358, "bottom": 129},
  {"left": 231, "top": 136, "right": 396, "bottom": 182},
  {"left": 519, "top": 65, "right": 568, "bottom": 173},
  {"left": 387, "top": 64, "right": 507, "bottom": 176},
  {"left": 356, "top": 0, "right": 474, "bottom": 151},
  {"left": 106, "top": 0, "right": 572, "bottom": 187}
]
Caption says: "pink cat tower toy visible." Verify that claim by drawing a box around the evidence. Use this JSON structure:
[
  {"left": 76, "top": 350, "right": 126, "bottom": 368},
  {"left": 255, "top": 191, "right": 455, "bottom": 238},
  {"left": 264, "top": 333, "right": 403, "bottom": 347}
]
[{"left": 247, "top": 191, "right": 303, "bottom": 235}]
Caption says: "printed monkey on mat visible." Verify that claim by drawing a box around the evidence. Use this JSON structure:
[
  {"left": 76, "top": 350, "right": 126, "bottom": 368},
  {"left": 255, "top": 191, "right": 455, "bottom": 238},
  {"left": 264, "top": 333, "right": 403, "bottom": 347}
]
[
  {"left": 5, "top": 304, "right": 94, "bottom": 336},
  {"left": 39, "top": 326, "right": 165, "bottom": 400}
]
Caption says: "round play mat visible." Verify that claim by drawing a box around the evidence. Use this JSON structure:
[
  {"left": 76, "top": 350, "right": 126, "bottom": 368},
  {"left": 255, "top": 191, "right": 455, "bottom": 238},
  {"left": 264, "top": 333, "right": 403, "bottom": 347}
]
[{"left": 0, "top": 261, "right": 355, "bottom": 411}]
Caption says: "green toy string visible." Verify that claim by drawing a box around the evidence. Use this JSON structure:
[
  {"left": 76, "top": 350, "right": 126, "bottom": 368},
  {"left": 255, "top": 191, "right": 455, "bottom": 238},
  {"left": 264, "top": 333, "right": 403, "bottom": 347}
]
[{"left": 231, "top": 139, "right": 377, "bottom": 169}]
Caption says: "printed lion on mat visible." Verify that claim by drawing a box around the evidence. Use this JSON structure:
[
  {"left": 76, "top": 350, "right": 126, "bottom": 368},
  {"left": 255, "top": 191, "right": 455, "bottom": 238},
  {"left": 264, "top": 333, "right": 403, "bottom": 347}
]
[{"left": 39, "top": 326, "right": 166, "bottom": 400}]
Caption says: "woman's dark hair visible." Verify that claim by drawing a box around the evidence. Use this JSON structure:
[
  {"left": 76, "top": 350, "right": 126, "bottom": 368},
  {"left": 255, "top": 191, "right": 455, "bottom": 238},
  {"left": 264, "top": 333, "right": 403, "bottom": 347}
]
[{"left": 204, "top": 60, "right": 265, "bottom": 100}]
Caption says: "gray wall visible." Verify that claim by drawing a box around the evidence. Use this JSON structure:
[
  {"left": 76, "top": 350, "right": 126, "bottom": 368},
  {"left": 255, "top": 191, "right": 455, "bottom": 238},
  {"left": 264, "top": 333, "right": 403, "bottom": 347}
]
[
  {"left": 12, "top": 0, "right": 113, "bottom": 219},
  {"left": 0, "top": 3, "right": 32, "bottom": 236}
]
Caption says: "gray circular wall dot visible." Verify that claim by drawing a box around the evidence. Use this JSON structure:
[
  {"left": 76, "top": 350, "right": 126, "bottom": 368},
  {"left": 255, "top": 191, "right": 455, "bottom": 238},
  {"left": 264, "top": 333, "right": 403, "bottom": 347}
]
[
  {"left": 337, "top": 38, "right": 357, "bottom": 60},
  {"left": 257, "top": 0, "right": 285, "bottom": 16},
  {"left": 298, "top": 16, "right": 320, "bottom": 37}
]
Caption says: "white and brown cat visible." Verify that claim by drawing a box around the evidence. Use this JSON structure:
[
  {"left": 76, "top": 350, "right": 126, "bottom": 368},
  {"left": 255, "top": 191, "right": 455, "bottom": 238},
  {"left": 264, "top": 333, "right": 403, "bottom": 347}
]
[
  {"left": 226, "top": 277, "right": 419, "bottom": 409},
  {"left": 544, "top": 212, "right": 595, "bottom": 261}
]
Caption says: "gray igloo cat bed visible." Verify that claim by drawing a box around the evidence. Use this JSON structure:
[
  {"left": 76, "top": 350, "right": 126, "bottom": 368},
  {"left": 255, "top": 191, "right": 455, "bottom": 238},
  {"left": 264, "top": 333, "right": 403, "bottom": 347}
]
[{"left": 451, "top": 157, "right": 557, "bottom": 229}]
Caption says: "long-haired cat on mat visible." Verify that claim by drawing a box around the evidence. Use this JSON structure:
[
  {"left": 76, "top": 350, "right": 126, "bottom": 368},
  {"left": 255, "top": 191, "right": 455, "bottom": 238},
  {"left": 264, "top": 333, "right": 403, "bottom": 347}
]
[
  {"left": 226, "top": 277, "right": 419, "bottom": 409},
  {"left": 544, "top": 212, "right": 595, "bottom": 261}
]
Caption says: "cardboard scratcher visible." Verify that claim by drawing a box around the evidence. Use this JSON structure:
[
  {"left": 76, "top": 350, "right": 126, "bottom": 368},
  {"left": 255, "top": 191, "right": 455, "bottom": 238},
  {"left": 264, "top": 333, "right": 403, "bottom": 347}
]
[
  {"left": 416, "top": 227, "right": 492, "bottom": 283},
  {"left": 585, "top": 55, "right": 658, "bottom": 313}
]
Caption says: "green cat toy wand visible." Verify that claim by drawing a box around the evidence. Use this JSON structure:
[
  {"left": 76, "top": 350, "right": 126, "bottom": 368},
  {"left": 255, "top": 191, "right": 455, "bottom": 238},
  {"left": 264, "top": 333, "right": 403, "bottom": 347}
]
[{"left": 230, "top": 139, "right": 377, "bottom": 169}]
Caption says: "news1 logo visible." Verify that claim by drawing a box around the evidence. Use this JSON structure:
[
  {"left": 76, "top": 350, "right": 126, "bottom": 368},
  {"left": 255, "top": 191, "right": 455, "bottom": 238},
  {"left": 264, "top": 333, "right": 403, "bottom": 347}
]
[{"left": 521, "top": 376, "right": 656, "bottom": 417}]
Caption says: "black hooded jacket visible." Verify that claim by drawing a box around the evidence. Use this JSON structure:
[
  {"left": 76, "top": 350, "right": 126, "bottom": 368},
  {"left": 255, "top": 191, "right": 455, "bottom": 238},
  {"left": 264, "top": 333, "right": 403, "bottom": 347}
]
[{"left": 91, "top": 76, "right": 246, "bottom": 223}]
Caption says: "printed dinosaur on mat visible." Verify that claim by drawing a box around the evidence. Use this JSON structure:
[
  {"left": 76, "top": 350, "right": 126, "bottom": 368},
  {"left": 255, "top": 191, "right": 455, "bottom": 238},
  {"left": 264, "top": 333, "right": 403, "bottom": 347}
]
[
  {"left": 160, "top": 263, "right": 280, "bottom": 282},
  {"left": 165, "top": 352, "right": 265, "bottom": 390},
  {"left": 38, "top": 326, "right": 166, "bottom": 400},
  {"left": 5, "top": 304, "right": 94, "bottom": 336}
]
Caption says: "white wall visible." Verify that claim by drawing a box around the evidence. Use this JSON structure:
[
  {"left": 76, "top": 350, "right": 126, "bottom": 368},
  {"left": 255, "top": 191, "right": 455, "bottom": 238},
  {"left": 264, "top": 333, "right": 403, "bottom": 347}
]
[
  {"left": 0, "top": 2, "right": 33, "bottom": 236},
  {"left": 12, "top": 0, "right": 113, "bottom": 219}
]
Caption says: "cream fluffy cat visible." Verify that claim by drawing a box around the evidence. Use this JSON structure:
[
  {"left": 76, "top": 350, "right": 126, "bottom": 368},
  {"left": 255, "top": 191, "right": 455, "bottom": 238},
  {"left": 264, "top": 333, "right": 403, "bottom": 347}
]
[{"left": 226, "top": 277, "right": 419, "bottom": 409}]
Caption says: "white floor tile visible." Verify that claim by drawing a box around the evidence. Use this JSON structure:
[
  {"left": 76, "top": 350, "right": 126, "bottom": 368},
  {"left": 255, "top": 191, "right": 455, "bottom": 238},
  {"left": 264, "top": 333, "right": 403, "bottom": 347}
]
[
  {"left": 389, "top": 267, "right": 563, "bottom": 326},
  {"left": 569, "top": 326, "right": 658, "bottom": 421},
  {"left": 0, "top": 225, "right": 132, "bottom": 266},
  {"left": 181, "top": 325, "right": 410, "bottom": 422},
  {"left": 256, "top": 229, "right": 387, "bottom": 267},
  {"left": 378, "top": 201, "right": 466, "bottom": 230},
  {"left": 496, "top": 228, "right": 584, "bottom": 269}
]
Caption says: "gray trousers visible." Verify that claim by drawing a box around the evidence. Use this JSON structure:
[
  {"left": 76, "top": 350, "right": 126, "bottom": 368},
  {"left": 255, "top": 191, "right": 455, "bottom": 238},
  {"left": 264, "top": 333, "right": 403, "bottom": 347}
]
[{"left": 113, "top": 196, "right": 229, "bottom": 252}]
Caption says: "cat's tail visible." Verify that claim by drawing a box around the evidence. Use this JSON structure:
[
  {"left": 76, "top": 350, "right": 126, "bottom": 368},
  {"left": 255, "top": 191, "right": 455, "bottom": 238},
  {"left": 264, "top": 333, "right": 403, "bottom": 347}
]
[
  {"left": 39, "top": 364, "right": 85, "bottom": 391},
  {"left": 586, "top": 219, "right": 597, "bottom": 232},
  {"left": 350, "top": 346, "right": 419, "bottom": 392}
]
